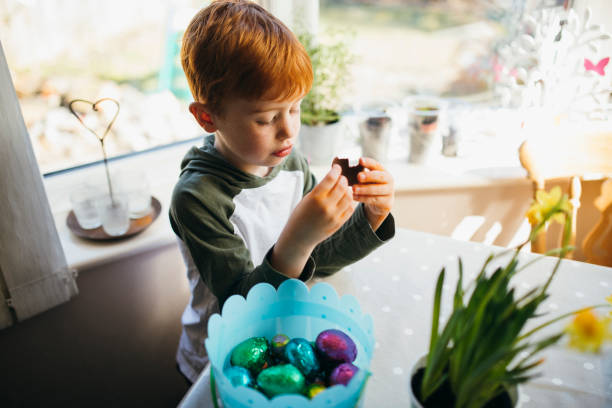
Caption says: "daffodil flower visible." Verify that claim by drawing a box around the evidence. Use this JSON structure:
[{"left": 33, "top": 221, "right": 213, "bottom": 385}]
[
  {"left": 525, "top": 186, "right": 572, "bottom": 227},
  {"left": 566, "top": 309, "right": 612, "bottom": 353}
]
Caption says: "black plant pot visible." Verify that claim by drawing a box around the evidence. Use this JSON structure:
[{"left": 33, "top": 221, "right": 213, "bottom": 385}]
[{"left": 408, "top": 355, "right": 520, "bottom": 408}]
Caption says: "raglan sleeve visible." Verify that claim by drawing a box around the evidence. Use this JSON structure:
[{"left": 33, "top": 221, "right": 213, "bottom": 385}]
[
  {"left": 170, "top": 186, "right": 315, "bottom": 308},
  {"left": 293, "top": 153, "right": 395, "bottom": 276},
  {"left": 301, "top": 160, "right": 318, "bottom": 195},
  {"left": 310, "top": 203, "right": 395, "bottom": 276}
]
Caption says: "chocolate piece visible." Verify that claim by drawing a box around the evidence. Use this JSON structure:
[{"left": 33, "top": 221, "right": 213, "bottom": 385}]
[{"left": 332, "top": 157, "right": 364, "bottom": 186}]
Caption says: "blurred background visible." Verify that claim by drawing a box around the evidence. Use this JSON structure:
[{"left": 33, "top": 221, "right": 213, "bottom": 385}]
[{"left": 1, "top": 0, "right": 610, "bottom": 174}]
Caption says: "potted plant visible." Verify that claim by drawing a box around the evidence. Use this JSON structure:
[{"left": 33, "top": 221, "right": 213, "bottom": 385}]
[
  {"left": 409, "top": 186, "right": 612, "bottom": 408},
  {"left": 298, "top": 30, "right": 353, "bottom": 165}
]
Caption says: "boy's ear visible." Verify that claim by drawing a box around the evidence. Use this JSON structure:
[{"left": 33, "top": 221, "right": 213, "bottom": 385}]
[{"left": 189, "top": 102, "right": 217, "bottom": 133}]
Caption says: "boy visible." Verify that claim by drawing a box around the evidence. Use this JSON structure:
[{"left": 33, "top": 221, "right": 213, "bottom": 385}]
[{"left": 170, "top": 0, "right": 395, "bottom": 384}]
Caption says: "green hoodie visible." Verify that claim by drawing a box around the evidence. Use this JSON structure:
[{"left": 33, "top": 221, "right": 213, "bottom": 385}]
[
  {"left": 170, "top": 134, "right": 395, "bottom": 306},
  {"left": 169, "top": 134, "right": 394, "bottom": 382}
]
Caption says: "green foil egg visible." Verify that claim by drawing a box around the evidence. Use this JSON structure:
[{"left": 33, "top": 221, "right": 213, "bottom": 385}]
[
  {"left": 257, "top": 364, "right": 305, "bottom": 398},
  {"left": 284, "top": 338, "right": 320, "bottom": 380},
  {"left": 230, "top": 337, "right": 270, "bottom": 375},
  {"left": 306, "top": 382, "right": 326, "bottom": 399}
]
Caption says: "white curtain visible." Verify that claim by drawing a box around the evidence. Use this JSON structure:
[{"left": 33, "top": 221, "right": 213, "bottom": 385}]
[{"left": 0, "top": 40, "right": 77, "bottom": 329}]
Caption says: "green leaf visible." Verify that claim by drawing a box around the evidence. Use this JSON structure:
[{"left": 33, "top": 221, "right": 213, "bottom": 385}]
[
  {"left": 422, "top": 268, "right": 448, "bottom": 399},
  {"left": 422, "top": 310, "right": 462, "bottom": 400},
  {"left": 456, "top": 346, "right": 523, "bottom": 407},
  {"left": 454, "top": 258, "right": 464, "bottom": 310},
  {"left": 429, "top": 267, "right": 445, "bottom": 353}
]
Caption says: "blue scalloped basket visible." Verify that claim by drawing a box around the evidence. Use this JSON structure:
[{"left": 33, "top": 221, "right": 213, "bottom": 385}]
[{"left": 205, "top": 279, "right": 375, "bottom": 408}]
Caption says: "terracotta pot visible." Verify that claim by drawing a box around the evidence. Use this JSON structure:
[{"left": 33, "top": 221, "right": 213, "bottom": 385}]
[{"left": 408, "top": 354, "right": 521, "bottom": 408}]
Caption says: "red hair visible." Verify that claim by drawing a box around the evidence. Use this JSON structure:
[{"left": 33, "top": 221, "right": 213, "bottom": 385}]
[{"left": 181, "top": 0, "right": 313, "bottom": 114}]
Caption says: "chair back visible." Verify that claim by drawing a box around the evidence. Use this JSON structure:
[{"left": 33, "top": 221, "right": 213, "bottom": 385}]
[
  {"left": 582, "top": 179, "right": 612, "bottom": 266},
  {"left": 518, "top": 124, "right": 612, "bottom": 262}
]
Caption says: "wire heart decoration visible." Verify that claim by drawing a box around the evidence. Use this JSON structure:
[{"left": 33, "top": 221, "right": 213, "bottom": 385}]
[{"left": 68, "top": 98, "right": 120, "bottom": 203}]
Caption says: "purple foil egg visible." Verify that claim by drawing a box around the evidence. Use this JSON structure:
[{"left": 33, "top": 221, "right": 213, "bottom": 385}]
[
  {"left": 315, "top": 329, "right": 357, "bottom": 365},
  {"left": 329, "top": 362, "right": 359, "bottom": 386}
]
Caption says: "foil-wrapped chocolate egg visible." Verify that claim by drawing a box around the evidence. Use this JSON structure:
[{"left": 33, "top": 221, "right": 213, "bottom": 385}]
[
  {"left": 284, "top": 338, "right": 320, "bottom": 379},
  {"left": 329, "top": 362, "right": 359, "bottom": 386},
  {"left": 315, "top": 329, "right": 357, "bottom": 365},
  {"left": 256, "top": 364, "right": 305, "bottom": 397},
  {"left": 270, "top": 334, "right": 290, "bottom": 360},
  {"left": 224, "top": 366, "right": 254, "bottom": 387},
  {"left": 230, "top": 337, "right": 270, "bottom": 375},
  {"left": 306, "top": 382, "right": 326, "bottom": 399}
]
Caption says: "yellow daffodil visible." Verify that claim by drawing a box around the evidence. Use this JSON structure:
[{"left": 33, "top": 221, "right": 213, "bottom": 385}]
[
  {"left": 525, "top": 186, "right": 572, "bottom": 226},
  {"left": 566, "top": 309, "right": 612, "bottom": 353}
]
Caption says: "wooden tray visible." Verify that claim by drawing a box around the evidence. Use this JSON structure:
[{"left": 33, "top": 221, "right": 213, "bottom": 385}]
[{"left": 66, "top": 196, "right": 162, "bottom": 241}]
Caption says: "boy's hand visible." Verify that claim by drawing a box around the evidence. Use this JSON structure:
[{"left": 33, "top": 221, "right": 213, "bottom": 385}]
[
  {"left": 291, "top": 164, "right": 356, "bottom": 245},
  {"left": 271, "top": 165, "right": 355, "bottom": 277},
  {"left": 352, "top": 157, "right": 394, "bottom": 231}
]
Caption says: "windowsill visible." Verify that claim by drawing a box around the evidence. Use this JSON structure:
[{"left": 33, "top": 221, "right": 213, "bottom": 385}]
[
  {"left": 44, "top": 133, "right": 531, "bottom": 272},
  {"left": 43, "top": 139, "right": 198, "bottom": 271}
]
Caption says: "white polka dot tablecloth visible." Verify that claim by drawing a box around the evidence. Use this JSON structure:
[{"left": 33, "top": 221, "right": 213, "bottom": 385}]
[
  {"left": 179, "top": 229, "right": 612, "bottom": 408},
  {"left": 322, "top": 229, "right": 612, "bottom": 407}
]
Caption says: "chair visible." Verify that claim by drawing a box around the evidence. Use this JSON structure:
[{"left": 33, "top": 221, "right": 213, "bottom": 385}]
[
  {"left": 518, "top": 124, "right": 612, "bottom": 263},
  {"left": 582, "top": 179, "right": 612, "bottom": 266}
]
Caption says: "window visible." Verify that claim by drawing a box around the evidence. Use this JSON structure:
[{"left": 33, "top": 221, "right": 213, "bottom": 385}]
[
  {"left": 0, "top": 0, "right": 205, "bottom": 174},
  {"left": 317, "top": 0, "right": 611, "bottom": 111},
  {"left": 2, "top": 0, "right": 609, "bottom": 174},
  {"left": 318, "top": 0, "right": 530, "bottom": 108}
]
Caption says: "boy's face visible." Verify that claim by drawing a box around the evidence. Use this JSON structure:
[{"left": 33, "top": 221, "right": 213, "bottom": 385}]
[{"left": 192, "top": 96, "right": 302, "bottom": 176}]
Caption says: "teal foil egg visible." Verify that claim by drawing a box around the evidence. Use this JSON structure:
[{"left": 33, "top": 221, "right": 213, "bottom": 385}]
[
  {"left": 224, "top": 366, "right": 253, "bottom": 387},
  {"left": 270, "top": 333, "right": 290, "bottom": 361},
  {"left": 230, "top": 337, "right": 270, "bottom": 375},
  {"left": 256, "top": 364, "right": 305, "bottom": 398},
  {"left": 284, "top": 337, "right": 320, "bottom": 379}
]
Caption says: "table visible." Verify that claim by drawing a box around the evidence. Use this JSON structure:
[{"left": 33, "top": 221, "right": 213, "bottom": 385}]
[{"left": 179, "top": 228, "right": 612, "bottom": 407}]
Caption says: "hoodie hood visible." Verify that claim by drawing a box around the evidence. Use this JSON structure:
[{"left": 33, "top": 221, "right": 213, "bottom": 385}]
[{"left": 180, "top": 134, "right": 282, "bottom": 188}]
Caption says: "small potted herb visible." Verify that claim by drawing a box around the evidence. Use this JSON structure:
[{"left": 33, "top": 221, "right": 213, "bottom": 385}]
[
  {"left": 298, "top": 30, "right": 353, "bottom": 165},
  {"left": 409, "top": 186, "right": 611, "bottom": 407}
]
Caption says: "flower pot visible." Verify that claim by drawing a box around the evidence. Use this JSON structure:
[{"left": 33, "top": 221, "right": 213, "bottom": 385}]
[
  {"left": 404, "top": 97, "right": 446, "bottom": 165},
  {"left": 205, "top": 279, "right": 375, "bottom": 408},
  {"left": 408, "top": 354, "right": 521, "bottom": 408},
  {"left": 359, "top": 115, "right": 392, "bottom": 163},
  {"left": 298, "top": 121, "right": 344, "bottom": 166}
]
